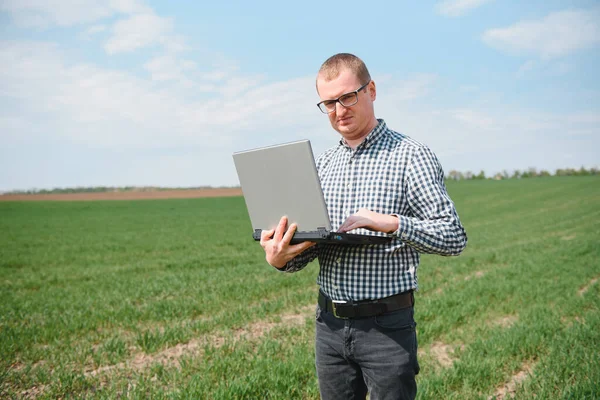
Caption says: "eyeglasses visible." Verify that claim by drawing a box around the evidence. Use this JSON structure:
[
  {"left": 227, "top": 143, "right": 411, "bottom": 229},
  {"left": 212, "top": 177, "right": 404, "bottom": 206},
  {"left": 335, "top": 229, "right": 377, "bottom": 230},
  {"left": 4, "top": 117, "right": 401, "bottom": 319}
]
[{"left": 316, "top": 81, "right": 370, "bottom": 114}]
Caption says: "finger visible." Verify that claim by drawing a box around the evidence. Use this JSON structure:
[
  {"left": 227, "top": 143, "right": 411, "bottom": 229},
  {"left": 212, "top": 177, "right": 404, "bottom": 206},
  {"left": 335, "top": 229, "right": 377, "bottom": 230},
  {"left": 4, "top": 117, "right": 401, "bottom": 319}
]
[
  {"left": 274, "top": 216, "right": 288, "bottom": 242},
  {"left": 261, "top": 228, "right": 274, "bottom": 241},
  {"left": 338, "top": 217, "right": 355, "bottom": 233},
  {"left": 282, "top": 222, "right": 297, "bottom": 245},
  {"left": 289, "top": 241, "right": 316, "bottom": 255},
  {"left": 338, "top": 223, "right": 353, "bottom": 233},
  {"left": 339, "top": 218, "right": 364, "bottom": 233},
  {"left": 260, "top": 229, "right": 275, "bottom": 247}
]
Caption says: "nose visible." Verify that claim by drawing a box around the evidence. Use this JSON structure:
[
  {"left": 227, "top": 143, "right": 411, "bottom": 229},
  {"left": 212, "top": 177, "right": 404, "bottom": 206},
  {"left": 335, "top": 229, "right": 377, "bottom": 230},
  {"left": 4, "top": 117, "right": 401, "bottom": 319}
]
[{"left": 335, "top": 101, "right": 347, "bottom": 114}]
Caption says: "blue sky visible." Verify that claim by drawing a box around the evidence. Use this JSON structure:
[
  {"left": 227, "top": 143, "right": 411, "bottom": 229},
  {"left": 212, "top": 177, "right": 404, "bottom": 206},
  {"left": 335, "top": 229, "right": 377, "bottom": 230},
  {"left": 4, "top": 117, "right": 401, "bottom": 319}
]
[{"left": 1, "top": 0, "right": 599, "bottom": 191}]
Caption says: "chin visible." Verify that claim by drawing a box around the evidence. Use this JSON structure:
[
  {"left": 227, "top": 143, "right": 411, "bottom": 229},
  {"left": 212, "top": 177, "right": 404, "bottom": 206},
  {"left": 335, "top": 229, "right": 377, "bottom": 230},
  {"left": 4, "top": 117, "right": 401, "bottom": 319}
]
[{"left": 336, "top": 122, "right": 354, "bottom": 132}]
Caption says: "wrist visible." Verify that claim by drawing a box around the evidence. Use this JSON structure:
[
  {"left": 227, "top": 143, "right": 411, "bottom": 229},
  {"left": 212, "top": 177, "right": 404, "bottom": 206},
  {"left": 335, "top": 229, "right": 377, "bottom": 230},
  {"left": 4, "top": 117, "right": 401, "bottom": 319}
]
[
  {"left": 387, "top": 214, "right": 399, "bottom": 234},
  {"left": 268, "top": 260, "right": 286, "bottom": 269}
]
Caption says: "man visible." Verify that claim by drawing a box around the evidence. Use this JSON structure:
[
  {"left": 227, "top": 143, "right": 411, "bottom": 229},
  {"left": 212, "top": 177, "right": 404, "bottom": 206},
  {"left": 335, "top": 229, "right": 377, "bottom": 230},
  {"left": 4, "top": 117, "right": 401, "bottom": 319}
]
[{"left": 260, "top": 53, "right": 467, "bottom": 400}]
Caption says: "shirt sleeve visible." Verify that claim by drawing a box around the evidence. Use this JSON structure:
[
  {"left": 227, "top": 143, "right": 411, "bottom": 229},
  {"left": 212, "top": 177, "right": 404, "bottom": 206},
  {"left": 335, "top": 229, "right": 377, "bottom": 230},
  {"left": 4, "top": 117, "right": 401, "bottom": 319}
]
[
  {"left": 276, "top": 245, "right": 319, "bottom": 273},
  {"left": 392, "top": 145, "right": 467, "bottom": 255}
]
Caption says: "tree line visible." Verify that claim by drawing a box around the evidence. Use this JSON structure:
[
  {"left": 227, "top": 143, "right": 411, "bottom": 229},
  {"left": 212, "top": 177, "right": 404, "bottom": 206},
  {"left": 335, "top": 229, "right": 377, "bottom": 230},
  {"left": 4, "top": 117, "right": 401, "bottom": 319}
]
[
  {"left": 2, "top": 167, "right": 598, "bottom": 194},
  {"left": 2, "top": 186, "right": 235, "bottom": 195},
  {"left": 446, "top": 166, "right": 598, "bottom": 181}
]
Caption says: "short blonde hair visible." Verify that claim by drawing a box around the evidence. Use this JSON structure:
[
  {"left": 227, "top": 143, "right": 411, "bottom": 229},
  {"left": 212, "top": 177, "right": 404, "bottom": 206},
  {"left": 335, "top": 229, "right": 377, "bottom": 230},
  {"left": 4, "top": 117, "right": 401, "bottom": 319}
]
[{"left": 317, "top": 53, "right": 371, "bottom": 86}]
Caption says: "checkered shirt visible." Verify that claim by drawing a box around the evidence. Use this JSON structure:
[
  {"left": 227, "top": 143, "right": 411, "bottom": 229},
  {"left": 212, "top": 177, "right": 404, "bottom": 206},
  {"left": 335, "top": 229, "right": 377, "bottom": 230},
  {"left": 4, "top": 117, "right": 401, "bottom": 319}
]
[{"left": 282, "top": 119, "right": 467, "bottom": 302}]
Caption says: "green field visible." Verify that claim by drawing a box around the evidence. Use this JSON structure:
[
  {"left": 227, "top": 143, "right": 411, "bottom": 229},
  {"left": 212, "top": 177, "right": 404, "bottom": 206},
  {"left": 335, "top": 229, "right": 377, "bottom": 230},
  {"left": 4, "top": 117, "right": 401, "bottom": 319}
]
[{"left": 1, "top": 177, "right": 599, "bottom": 399}]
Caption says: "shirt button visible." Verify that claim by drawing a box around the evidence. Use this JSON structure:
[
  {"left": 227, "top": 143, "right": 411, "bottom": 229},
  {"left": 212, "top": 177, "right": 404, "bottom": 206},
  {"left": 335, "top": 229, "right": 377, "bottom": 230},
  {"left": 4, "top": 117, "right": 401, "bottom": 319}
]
[
  {"left": 336, "top": 258, "right": 341, "bottom": 263},
  {"left": 333, "top": 285, "right": 339, "bottom": 290},
  {"left": 401, "top": 233, "right": 408, "bottom": 239}
]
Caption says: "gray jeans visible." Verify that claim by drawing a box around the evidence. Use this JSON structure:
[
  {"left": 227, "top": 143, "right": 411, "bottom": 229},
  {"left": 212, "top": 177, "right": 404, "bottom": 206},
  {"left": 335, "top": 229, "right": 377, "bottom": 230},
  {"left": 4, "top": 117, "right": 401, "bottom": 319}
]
[{"left": 315, "top": 303, "right": 420, "bottom": 400}]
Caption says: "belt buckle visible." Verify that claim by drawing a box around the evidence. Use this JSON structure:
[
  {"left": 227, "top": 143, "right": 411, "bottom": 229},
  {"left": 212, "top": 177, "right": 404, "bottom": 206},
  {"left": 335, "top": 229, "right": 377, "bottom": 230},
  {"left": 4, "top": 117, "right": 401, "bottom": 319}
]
[{"left": 332, "top": 300, "right": 349, "bottom": 319}]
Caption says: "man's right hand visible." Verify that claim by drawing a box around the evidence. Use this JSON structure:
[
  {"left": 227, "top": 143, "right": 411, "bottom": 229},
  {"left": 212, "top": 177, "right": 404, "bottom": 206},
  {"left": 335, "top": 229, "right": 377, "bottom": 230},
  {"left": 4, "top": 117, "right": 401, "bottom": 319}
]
[{"left": 260, "top": 216, "right": 316, "bottom": 269}]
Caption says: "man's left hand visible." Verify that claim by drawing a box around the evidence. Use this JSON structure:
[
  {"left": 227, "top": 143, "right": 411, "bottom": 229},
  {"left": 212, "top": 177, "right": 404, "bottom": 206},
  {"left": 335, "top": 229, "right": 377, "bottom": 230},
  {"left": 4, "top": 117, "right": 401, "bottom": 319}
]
[{"left": 338, "top": 208, "right": 398, "bottom": 234}]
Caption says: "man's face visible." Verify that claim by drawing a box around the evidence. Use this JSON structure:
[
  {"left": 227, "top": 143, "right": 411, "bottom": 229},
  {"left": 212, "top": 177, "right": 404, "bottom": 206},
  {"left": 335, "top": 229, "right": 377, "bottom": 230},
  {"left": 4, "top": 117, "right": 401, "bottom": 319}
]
[{"left": 316, "top": 68, "right": 376, "bottom": 143}]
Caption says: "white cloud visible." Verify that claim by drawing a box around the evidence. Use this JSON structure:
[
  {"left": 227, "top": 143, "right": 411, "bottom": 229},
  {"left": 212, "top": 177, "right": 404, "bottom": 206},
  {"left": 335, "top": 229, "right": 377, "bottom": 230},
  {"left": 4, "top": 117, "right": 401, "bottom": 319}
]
[
  {"left": 1, "top": 3, "right": 599, "bottom": 191},
  {"left": 0, "top": 41, "right": 65, "bottom": 102},
  {"left": 378, "top": 74, "right": 438, "bottom": 102},
  {"left": 2, "top": 39, "right": 599, "bottom": 190},
  {"left": 547, "top": 62, "right": 574, "bottom": 77},
  {"left": 0, "top": 0, "right": 111, "bottom": 27},
  {"left": 144, "top": 55, "right": 195, "bottom": 83},
  {"left": 4, "top": 37, "right": 597, "bottom": 190},
  {"left": 459, "top": 85, "right": 479, "bottom": 93},
  {"left": 200, "top": 60, "right": 240, "bottom": 82},
  {"left": 449, "top": 108, "right": 496, "bottom": 130},
  {"left": 104, "top": 13, "right": 174, "bottom": 54},
  {"left": 0, "top": 39, "right": 328, "bottom": 189},
  {"left": 79, "top": 24, "right": 108, "bottom": 41},
  {"left": 516, "top": 59, "right": 576, "bottom": 79},
  {"left": 435, "top": 0, "right": 493, "bottom": 17},
  {"left": 0, "top": 0, "right": 165, "bottom": 56},
  {"left": 1, "top": 0, "right": 170, "bottom": 55},
  {"left": 516, "top": 60, "right": 536, "bottom": 78},
  {"left": 482, "top": 7, "right": 600, "bottom": 59},
  {"left": 87, "top": 24, "right": 108, "bottom": 35},
  {"left": 160, "top": 34, "right": 189, "bottom": 53},
  {"left": 566, "top": 112, "right": 600, "bottom": 125},
  {"left": 0, "top": 0, "right": 149, "bottom": 28},
  {"left": 218, "top": 76, "right": 265, "bottom": 98},
  {"left": 0, "top": 40, "right": 320, "bottom": 148},
  {"left": 374, "top": 78, "right": 600, "bottom": 178},
  {"left": 108, "top": 0, "right": 150, "bottom": 15},
  {"left": 392, "top": 74, "right": 437, "bottom": 101}
]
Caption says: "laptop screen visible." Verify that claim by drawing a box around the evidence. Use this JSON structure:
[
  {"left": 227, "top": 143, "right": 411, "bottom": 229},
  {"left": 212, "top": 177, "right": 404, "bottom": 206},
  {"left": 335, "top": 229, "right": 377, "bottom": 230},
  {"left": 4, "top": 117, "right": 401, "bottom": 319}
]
[{"left": 232, "top": 140, "right": 332, "bottom": 233}]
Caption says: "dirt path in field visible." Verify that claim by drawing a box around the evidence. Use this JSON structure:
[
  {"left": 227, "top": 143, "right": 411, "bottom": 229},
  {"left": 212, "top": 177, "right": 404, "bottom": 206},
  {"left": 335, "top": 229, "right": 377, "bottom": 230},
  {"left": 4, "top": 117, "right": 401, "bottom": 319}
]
[
  {"left": 428, "top": 342, "right": 457, "bottom": 368},
  {"left": 17, "top": 304, "right": 312, "bottom": 398},
  {"left": 0, "top": 188, "right": 242, "bottom": 201},
  {"left": 490, "top": 315, "right": 518, "bottom": 328},
  {"left": 578, "top": 275, "right": 599, "bottom": 296},
  {"left": 85, "top": 305, "right": 313, "bottom": 378},
  {"left": 489, "top": 361, "right": 534, "bottom": 400}
]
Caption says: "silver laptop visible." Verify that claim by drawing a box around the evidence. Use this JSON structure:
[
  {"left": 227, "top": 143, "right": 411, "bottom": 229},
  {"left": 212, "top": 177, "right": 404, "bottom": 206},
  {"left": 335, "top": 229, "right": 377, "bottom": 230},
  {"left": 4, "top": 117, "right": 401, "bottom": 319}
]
[{"left": 232, "top": 140, "right": 392, "bottom": 245}]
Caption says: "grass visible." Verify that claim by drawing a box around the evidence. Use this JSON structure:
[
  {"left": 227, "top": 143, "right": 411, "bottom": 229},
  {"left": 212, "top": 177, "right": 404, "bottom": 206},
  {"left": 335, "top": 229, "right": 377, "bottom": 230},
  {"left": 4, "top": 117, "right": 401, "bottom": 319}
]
[{"left": 1, "top": 176, "right": 599, "bottom": 399}]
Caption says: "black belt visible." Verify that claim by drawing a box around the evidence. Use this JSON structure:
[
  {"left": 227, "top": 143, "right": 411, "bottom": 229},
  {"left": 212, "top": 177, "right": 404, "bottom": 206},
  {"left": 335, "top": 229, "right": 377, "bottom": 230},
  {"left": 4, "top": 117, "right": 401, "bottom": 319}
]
[{"left": 318, "top": 290, "right": 414, "bottom": 319}]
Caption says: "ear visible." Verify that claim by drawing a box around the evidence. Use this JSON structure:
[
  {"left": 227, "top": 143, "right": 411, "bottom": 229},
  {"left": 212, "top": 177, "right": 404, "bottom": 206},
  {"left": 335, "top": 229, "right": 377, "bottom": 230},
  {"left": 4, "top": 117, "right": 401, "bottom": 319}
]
[{"left": 369, "top": 80, "right": 376, "bottom": 101}]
